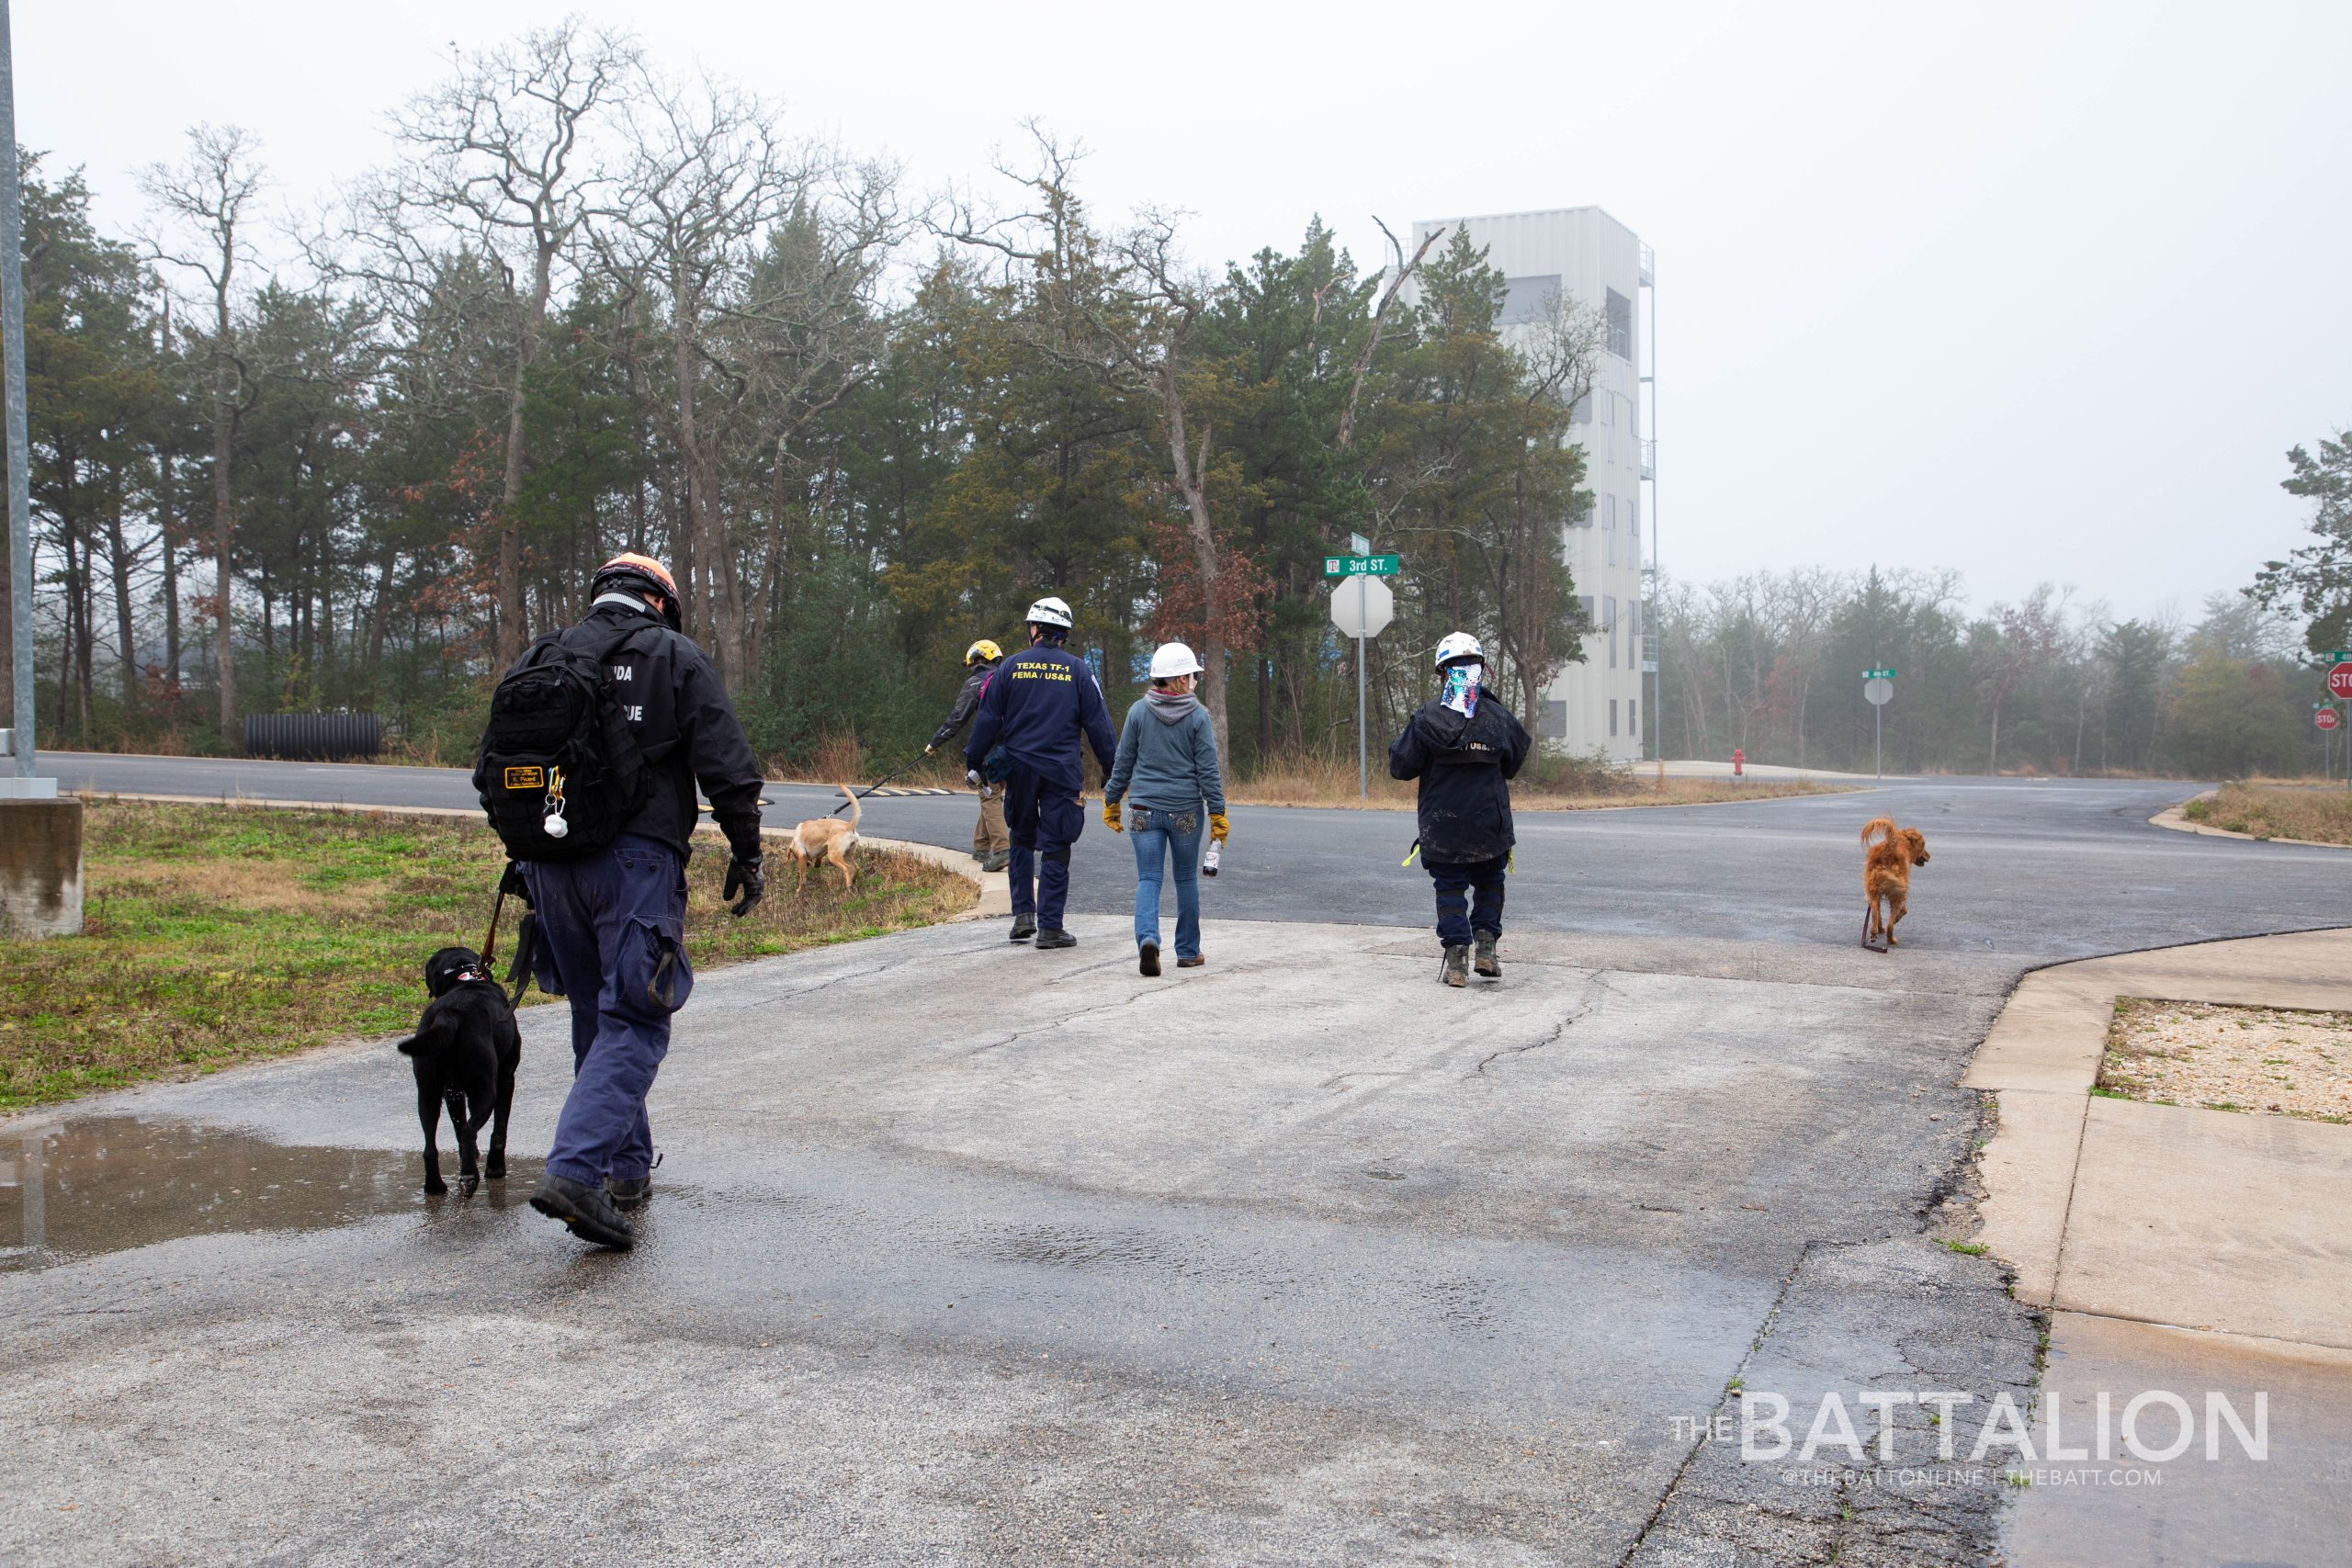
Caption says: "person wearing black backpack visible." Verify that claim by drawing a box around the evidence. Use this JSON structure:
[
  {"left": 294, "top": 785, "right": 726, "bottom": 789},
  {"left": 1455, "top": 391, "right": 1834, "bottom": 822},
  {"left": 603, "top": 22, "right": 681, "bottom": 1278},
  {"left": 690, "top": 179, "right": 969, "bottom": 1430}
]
[{"left": 474, "top": 552, "right": 764, "bottom": 1250}]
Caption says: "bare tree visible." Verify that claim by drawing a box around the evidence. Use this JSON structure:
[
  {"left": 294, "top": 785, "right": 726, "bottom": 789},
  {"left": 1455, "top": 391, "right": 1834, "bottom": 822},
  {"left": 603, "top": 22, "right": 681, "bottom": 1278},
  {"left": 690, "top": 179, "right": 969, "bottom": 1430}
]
[
  {"left": 141, "top": 123, "right": 265, "bottom": 734},
  {"left": 1336, "top": 218, "right": 1442, "bottom": 452},
  {"left": 600, "top": 66, "right": 840, "bottom": 682},
  {"left": 1974, "top": 585, "right": 2068, "bottom": 773},
  {"left": 387, "top": 21, "right": 635, "bottom": 660}
]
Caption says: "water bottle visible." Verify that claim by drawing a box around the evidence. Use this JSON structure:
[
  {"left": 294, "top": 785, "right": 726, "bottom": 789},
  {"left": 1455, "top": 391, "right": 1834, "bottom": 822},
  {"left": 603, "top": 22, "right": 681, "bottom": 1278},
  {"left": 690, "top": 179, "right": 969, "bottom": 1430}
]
[{"left": 1202, "top": 840, "right": 1221, "bottom": 876}]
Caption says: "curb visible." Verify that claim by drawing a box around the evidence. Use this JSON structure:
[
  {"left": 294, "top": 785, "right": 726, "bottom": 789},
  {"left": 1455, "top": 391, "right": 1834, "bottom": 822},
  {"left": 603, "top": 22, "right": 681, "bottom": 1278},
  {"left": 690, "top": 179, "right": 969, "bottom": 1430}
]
[
  {"left": 1962, "top": 928, "right": 2352, "bottom": 1348},
  {"left": 2149, "top": 789, "right": 2352, "bottom": 850}
]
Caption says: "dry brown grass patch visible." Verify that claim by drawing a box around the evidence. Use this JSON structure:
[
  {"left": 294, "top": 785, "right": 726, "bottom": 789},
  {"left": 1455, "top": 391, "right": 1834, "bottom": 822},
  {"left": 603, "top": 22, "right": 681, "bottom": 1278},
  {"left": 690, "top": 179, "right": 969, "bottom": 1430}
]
[{"left": 2180, "top": 784, "right": 2352, "bottom": 845}]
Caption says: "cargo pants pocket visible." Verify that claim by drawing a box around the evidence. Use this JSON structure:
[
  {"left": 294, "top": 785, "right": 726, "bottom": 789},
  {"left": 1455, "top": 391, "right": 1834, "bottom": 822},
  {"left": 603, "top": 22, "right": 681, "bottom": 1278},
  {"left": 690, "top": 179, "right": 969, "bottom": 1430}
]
[{"left": 626, "top": 913, "right": 695, "bottom": 1014}]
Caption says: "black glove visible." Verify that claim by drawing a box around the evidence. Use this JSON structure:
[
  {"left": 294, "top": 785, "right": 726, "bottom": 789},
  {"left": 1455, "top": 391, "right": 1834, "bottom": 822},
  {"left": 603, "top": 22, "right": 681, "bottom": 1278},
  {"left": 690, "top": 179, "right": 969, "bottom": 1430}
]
[
  {"left": 723, "top": 852, "right": 764, "bottom": 919},
  {"left": 498, "top": 860, "right": 532, "bottom": 906}
]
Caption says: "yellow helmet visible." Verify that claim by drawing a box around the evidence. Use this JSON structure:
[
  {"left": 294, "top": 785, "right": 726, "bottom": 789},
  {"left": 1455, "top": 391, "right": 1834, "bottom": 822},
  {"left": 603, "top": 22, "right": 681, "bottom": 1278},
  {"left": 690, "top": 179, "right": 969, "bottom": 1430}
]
[{"left": 965, "top": 639, "right": 1003, "bottom": 667}]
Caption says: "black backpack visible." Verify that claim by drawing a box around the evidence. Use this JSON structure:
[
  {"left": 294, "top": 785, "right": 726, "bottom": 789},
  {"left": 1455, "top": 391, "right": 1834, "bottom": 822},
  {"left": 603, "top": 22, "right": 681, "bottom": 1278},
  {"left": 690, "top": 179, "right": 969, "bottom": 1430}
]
[{"left": 474, "top": 618, "right": 659, "bottom": 861}]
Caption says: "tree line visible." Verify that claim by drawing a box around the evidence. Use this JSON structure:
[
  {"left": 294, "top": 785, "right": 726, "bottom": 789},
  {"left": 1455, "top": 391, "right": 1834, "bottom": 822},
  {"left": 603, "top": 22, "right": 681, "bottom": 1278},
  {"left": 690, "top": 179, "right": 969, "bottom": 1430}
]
[
  {"left": 1, "top": 18, "right": 2341, "bottom": 783},
  {"left": 1656, "top": 569, "right": 2340, "bottom": 779},
  {"left": 0, "top": 21, "right": 1604, "bottom": 779}
]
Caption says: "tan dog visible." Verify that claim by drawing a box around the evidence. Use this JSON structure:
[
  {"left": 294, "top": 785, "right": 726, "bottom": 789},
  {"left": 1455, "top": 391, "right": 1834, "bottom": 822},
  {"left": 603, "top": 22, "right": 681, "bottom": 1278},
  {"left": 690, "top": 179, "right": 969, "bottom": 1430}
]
[
  {"left": 786, "top": 784, "right": 862, "bottom": 892},
  {"left": 1860, "top": 816, "right": 1930, "bottom": 950}
]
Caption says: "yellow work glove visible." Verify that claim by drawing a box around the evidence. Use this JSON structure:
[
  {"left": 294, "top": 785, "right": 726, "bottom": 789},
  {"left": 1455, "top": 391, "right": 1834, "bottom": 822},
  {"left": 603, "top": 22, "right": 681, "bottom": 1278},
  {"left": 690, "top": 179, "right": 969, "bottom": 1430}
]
[
  {"left": 1209, "top": 812, "right": 1229, "bottom": 844},
  {"left": 1102, "top": 799, "right": 1124, "bottom": 833}
]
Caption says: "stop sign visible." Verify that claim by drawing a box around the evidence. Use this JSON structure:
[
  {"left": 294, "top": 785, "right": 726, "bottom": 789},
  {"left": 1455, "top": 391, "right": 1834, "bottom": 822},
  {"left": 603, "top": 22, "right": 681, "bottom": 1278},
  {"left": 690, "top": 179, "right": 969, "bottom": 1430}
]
[
  {"left": 2330, "top": 663, "right": 2352, "bottom": 700},
  {"left": 2320, "top": 708, "right": 2342, "bottom": 731}
]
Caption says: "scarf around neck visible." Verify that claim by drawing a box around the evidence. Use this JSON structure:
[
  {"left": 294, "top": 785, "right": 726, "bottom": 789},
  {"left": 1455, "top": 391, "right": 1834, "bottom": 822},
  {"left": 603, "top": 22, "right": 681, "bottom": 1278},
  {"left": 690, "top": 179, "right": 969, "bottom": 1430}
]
[
  {"left": 1146, "top": 688, "right": 1198, "bottom": 725},
  {"left": 1442, "top": 662, "right": 1483, "bottom": 718}
]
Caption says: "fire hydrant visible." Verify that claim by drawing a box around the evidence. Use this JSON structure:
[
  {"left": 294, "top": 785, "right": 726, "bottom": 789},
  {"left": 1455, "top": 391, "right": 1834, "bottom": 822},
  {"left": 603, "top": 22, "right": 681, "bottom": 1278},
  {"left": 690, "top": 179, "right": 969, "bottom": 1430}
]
[{"left": 1732, "top": 747, "right": 1745, "bottom": 783}]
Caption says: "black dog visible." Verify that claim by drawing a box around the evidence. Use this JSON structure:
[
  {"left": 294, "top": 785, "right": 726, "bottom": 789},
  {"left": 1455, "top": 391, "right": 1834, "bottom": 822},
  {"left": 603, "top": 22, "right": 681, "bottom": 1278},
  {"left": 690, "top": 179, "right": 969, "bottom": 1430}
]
[{"left": 395, "top": 946, "right": 521, "bottom": 1196}]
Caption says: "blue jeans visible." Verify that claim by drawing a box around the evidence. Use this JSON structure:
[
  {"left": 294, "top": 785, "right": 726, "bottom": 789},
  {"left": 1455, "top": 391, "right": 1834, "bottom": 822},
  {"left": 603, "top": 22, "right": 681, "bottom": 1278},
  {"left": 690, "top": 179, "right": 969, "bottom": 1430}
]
[
  {"left": 1129, "top": 805, "right": 1204, "bottom": 959},
  {"left": 522, "top": 835, "right": 694, "bottom": 1186},
  {"left": 1428, "top": 855, "right": 1506, "bottom": 947}
]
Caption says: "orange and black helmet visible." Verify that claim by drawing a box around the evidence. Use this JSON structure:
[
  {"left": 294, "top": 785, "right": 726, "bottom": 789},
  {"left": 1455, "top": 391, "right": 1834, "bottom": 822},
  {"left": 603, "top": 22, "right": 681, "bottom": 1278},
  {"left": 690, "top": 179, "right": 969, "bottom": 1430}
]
[{"left": 591, "top": 553, "right": 682, "bottom": 630}]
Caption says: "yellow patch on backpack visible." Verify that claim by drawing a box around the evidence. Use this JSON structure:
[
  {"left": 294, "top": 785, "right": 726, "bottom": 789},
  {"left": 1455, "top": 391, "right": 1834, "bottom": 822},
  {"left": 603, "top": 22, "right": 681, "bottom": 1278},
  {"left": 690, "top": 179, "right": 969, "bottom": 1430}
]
[{"left": 503, "top": 765, "right": 546, "bottom": 791}]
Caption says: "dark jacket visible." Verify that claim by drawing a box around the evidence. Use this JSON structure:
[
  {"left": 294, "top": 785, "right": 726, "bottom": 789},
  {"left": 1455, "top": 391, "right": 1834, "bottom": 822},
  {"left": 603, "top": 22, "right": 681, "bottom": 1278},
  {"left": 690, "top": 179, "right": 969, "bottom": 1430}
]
[
  {"left": 964, "top": 642, "right": 1118, "bottom": 794},
  {"left": 528, "top": 600, "right": 763, "bottom": 861},
  {"left": 1388, "top": 698, "right": 1533, "bottom": 864},
  {"left": 928, "top": 661, "right": 999, "bottom": 750}
]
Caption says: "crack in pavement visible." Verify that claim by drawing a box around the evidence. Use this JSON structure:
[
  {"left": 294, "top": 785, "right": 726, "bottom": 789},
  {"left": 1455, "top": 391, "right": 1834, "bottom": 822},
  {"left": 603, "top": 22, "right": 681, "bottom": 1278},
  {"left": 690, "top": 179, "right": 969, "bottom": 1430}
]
[
  {"left": 961, "top": 986, "right": 1160, "bottom": 1057},
  {"left": 1466, "top": 971, "right": 1623, "bottom": 1079},
  {"left": 1615, "top": 1238, "right": 1821, "bottom": 1568}
]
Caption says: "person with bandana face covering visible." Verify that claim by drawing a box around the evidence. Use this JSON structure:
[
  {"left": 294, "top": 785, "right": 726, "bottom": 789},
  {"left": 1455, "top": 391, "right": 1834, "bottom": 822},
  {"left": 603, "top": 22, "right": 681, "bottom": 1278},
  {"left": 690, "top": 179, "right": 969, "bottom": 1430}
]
[{"left": 1388, "top": 631, "right": 1532, "bottom": 987}]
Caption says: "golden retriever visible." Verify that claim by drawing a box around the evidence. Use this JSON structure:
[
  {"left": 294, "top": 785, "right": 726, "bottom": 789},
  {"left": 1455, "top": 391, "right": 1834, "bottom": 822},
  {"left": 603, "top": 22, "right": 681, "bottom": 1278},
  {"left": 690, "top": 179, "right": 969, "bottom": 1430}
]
[
  {"left": 1860, "top": 816, "right": 1930, "bottom": 951},
  {"left": 786, "top": 785, "right": 862, "bottom": 893}
]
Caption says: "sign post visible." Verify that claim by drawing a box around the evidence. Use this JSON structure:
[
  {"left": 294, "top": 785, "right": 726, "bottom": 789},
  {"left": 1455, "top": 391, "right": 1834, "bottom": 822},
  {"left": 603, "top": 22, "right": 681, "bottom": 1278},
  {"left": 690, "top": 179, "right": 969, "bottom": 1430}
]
[
  {"left": 1329, "top": 535, "right": 1396, "bottom": 798},
  {"left": 2332, "top": 653, "right": 2352, "bottom": 788},
  {"left": 1863, "top": 668, "right": 1895, "bottom": 779}
]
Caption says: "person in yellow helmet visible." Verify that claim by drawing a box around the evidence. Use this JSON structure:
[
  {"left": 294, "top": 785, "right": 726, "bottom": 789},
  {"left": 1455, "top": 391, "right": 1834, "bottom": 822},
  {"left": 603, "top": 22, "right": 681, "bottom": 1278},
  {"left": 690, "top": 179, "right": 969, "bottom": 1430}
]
[{"left": 925, "top": 637, "right": 1011, "bottom": 871}]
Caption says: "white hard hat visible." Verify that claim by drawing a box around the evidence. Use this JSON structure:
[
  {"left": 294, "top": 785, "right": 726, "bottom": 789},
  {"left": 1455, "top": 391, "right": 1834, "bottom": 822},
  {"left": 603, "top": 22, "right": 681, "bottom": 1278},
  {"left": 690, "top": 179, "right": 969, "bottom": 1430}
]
[
  {"left": 1434, "top": 630, "right": 1484, "bottom": 669},
  {"left": 1148, "top": 641, "right": 1204, "bottom": 679},
  {"left": 1024, "top": 595, "right": 1074, "bottom": 629}
]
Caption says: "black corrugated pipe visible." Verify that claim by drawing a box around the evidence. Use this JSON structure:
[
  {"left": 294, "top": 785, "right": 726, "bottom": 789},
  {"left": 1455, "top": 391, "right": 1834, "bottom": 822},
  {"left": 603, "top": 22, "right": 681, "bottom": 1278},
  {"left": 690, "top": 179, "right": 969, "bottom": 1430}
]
[{"left": 242, "top": 712, "right": 382, "bottom": 761}]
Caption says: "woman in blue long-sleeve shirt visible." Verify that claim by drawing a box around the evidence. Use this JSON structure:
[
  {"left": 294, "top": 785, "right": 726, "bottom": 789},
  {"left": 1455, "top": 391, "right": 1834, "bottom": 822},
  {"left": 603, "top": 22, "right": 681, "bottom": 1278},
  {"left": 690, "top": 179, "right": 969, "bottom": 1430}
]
[{"left": 1102, "top": 641, "right": 1228, "bottom": 976}]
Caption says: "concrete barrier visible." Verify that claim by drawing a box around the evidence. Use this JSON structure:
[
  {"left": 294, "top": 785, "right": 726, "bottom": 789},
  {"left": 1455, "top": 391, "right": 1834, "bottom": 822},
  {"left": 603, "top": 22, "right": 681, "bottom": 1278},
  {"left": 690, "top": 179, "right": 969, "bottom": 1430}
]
[{"left": 0, "top": 796, "right": 83, "bottom": 937}]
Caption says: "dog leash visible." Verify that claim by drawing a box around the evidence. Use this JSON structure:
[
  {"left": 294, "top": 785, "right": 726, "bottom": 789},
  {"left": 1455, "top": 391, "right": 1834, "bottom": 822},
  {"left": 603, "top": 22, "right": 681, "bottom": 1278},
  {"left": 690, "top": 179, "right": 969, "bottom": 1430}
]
[{"left": 830, "top": 758, "right": 923, "bottom": 818}]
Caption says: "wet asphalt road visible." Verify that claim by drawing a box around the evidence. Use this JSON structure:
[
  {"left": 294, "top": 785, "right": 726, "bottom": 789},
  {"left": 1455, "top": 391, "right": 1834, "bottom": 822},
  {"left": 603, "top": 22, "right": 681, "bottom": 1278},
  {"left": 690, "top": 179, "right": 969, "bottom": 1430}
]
[
  {"left": 41, "top": 750, "right": 2349, "bottom": 959},
  {"left": 5, "top": 754, "right": 2343, "bottom": 1564}
]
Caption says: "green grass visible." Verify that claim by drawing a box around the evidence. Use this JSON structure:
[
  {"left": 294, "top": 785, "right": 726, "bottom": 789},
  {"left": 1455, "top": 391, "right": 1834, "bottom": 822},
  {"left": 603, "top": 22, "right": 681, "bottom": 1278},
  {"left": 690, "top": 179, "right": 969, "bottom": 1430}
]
[{"left": 0, "top": 799, "right": 972, "bottom": 1111}]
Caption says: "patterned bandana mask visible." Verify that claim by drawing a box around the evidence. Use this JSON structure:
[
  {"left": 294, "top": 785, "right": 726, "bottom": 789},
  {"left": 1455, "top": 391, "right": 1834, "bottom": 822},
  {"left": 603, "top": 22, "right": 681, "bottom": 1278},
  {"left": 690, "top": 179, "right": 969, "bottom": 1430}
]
[{"left": 1442, "top": 662, "right": 1483, "bottom": 717}]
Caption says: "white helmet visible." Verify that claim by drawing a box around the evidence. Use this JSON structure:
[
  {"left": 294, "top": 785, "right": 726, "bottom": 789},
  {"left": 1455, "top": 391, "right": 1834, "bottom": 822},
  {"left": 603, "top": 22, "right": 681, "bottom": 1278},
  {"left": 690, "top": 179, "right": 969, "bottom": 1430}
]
[
  {"left": 1148, "top": 641, "right": 1204, "bottom": 679},
  {"left": 1434, "top": 630, "right": 1484, "bottom": 669},
  {"left": 1024, "top": 595, "right": 1074, "bottom": 630}
]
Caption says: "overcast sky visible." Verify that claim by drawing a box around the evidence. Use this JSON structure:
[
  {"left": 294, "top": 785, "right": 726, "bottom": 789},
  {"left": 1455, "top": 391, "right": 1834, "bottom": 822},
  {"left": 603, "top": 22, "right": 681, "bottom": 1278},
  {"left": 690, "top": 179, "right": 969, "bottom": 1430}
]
[{"left": 21, "top": 1, "right": 2351, "bottom": 622}]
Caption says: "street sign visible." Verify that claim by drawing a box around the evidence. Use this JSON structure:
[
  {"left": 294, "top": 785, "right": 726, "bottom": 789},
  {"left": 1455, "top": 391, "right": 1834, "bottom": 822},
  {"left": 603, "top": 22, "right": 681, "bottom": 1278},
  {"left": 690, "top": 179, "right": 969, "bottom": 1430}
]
[
  {"left": 1330, "top": 574, "right": 1395, "bottom": 638},
  {"left": 2329, "top": 666, "right": 2352, "bottom": 700},
  {"left": 1322, "top": 554, "right": 1400, "bottom": 578},
  {"left": 1349, "top": 532, "right": 1371, "bottom": 555},
  {"left": 2321, "top": 708, "right": 2342, "bottom": 731},
  {"left": 2328, "top": 650, "right": 2352, "bottom": 663},
  {"left": 1861, "top": 669, "right": 1895, "bottom": 778}
]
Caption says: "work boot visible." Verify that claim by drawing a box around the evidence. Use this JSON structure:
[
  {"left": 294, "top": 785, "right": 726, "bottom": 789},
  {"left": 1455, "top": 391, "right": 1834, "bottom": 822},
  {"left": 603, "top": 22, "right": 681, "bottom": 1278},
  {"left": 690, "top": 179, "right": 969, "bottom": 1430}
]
[
  {"left": 530, "top": 1173, "right": 635, "bottom": 1250},
  {"left": 1035, "top": 929, "right": 1078, "bottom": 950},
  {"left": 1440, "top": 944, "right": 1470, "bottom": 987},
  {"left": 980, "top": 850, "right": 1010, "bottom": 874},
  {"left": 1474, "top": 932, "right": 1500, "bottom": 978},
  {"left": 1138, "top": 939, "right": 1160, "bottom": 977},
  {"left": 1009, "top": 914, "right": 1036, "bottom": 942},
  {"left": 606, "top": 1175, "right": 651, "bottom": 1211}
]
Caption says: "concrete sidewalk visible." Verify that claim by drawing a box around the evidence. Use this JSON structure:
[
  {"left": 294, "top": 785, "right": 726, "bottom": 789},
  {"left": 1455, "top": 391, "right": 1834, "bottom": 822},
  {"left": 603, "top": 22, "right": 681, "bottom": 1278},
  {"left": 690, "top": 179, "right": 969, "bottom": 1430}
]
[{"left": 1965, "top": 928, "right": 2352, "bottom": 1565}]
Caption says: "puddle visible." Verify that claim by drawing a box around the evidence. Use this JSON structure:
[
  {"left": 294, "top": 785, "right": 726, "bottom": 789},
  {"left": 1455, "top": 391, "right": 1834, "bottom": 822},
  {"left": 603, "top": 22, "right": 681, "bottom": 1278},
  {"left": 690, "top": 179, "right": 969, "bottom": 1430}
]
[{"left": 0, "top": 1116, "right": 533, "bottom": 1271}]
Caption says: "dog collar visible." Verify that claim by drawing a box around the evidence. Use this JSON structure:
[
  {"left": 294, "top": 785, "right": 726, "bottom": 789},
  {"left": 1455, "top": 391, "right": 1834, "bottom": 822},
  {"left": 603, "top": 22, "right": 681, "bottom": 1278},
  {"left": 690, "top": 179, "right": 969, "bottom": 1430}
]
[{"left": 452, "top": 966, "right": 492, "bottom": 985}]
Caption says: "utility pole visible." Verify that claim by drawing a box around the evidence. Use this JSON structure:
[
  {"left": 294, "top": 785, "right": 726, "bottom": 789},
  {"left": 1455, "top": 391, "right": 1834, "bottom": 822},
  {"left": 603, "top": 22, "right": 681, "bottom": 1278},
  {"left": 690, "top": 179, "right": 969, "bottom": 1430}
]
[
  {"left": 0, "top": 0, "right": 34, "bottom": 785},
  {"left": 0, "top": 0, "right": 77, "bottom": 942}
]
